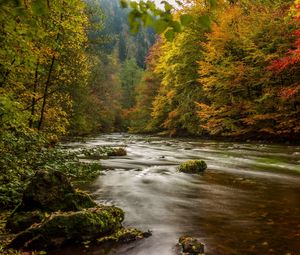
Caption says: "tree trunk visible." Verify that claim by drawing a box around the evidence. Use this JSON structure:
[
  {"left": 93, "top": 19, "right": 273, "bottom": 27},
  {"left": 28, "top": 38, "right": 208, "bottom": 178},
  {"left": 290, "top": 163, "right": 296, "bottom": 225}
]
[
  {"left": 29, "top": 59, "right": 39, "bottom": 128},
  {"left": 38, "top": 55, "right": 55, "bottom": 131}
]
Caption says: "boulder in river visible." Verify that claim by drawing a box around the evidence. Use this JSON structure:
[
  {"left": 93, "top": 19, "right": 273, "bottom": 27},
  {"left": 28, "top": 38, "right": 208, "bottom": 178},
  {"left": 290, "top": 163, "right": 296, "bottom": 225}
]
[
  {"left": 178, "top": 236, "right": 205, "bottom": 255},
  {"left": 6, "top": 169, "right": 149, "bottom": 251},
  {"left": 178, "top": 160, "right": 207, "bottom": 174},
  {"left": 80, "top": 146, "right": 127, "bottom": 159},
  {"left": 8, "top": 206, "right": 124, "bottom": 250},
  {"left": 14, "top": 169, "right": 97, "bottom": 212},
  {"left": 6, "top": 170, "right": 97, "bottom": 233}
]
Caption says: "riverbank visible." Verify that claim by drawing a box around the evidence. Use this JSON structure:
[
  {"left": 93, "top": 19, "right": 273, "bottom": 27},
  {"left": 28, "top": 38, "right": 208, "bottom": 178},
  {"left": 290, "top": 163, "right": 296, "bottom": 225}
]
[
  {"left": 128, "top": 130, "right": 300, "bottom": 145},
  {"left": 0, "top": 145, "right": 130, "bottom": 254},
  {"left": 0, "top": 168, "right": 149, "bottom": 255}
]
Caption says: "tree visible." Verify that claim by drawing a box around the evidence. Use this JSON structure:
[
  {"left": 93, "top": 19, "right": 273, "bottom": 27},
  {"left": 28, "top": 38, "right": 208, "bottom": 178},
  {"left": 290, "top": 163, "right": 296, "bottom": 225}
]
[
  {"left": 131, "top": 0, "right": 212, "bottom": 135},
  {"left": 127, "top": 39, "right": 163, "bottom": 132},
  {"left": 198, "top": 0, "right": 298, "bottom": 138},
  {"left": 268, "top": 0, "right": 300, "bottom": 98},
  {"left": 120, "top": 59, "right": 144, "bottom": 109}
]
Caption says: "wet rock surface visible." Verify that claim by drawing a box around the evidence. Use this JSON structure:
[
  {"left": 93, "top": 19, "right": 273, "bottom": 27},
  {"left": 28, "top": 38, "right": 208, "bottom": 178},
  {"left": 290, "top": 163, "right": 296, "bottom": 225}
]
[
  {"left": 8, "top": 206, "right": 124, "bottom": 250},
  {"left": 179, "top": 236, "right": 205, "bottom": 255}
]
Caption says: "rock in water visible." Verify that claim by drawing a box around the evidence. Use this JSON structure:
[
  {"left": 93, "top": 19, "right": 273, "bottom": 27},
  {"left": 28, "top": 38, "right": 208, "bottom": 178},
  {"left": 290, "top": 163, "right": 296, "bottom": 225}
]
[
  {"left": 179, "top": 236, "right": 205, "bottom": 255},
  {"left": 97, "top": 228, "right": 152, "bottom": 244},
  {"left": 178, "top": 160, "right": 207, "bottom": 174},
  {"left": 6, "top": 169, "right": 148, "bottom": 251},
  {"left": 8, "top": 206, "right": 124, "bottom": 250},
  {"left": 16, "top": 170, "right": 97, "bottom": 212},
  {"left": 6, "top": 170, "right": 97, "bottom": 233}
]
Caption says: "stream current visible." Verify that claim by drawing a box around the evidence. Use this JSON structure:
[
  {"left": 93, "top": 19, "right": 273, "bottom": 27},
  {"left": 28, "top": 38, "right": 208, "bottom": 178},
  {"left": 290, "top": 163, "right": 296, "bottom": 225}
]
[{"left": 55, "top": 133, "right": 300, "bottom": 255}]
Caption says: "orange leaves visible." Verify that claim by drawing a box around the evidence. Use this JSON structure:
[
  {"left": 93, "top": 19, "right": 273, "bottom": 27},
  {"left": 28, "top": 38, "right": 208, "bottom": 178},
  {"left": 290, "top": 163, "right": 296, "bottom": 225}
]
[
  {"left": 279, "top": 85, "right": 300, "bottom": 99},
  {"left": 129, "top": 0, "right": 300, "bottom": 139}
]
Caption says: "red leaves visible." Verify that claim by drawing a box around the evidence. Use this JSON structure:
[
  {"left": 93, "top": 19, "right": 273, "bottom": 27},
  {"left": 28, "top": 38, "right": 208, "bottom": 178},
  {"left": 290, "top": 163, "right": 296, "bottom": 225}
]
[
  {"left": 268, "top": 56, "right": 299, "bottom": 72},
  {"left": 268, "top": 1, "right": 300, "bottom": 73}
]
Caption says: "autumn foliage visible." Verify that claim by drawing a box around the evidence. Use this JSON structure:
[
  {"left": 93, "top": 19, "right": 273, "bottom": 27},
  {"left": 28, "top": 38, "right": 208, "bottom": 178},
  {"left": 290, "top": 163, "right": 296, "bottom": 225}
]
[
  {"left": 269, "top": 2, "right": 300, "bottom": 73},
  {"left": 268, "top": 1, "right": 300, "bottom": 101},
  {"left": 130, "top": 0, "right": 300, "bottom": 141}
]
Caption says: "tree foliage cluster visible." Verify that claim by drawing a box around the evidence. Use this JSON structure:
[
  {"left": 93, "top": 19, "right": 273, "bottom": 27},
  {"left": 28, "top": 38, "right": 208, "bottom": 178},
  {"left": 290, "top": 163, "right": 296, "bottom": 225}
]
[
  {"left": 0, "top": 0, "right": 151, "bottom": 209},
  {"left": 129, "top": 0, "right": 300, "bottom": 141},
  {"left": 0, "top": 0, "right": 91, "bottom": 208}
]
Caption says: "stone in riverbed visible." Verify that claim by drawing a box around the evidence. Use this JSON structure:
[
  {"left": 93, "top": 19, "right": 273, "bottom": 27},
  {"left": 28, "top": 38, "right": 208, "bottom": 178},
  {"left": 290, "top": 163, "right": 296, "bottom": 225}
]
[
  {"left": 178, "top": 160, "right": 207, "bottom": 174},
  {"left": 6, "top": 170, "right": 97, "bottom": 233},
  {"left": 8, "top": 206, "right": 124, "bottom": 250},
  {"left": 97, "top": 227, "right": 152, "bottom": 244},
  {"left": 80, "top": 147, "right": 127, "bottom": 159},
  {"left": 15, "top": 170, "right": 97, "bottom": 212},
  {"left": 179, "top": 236, "right": 205, "bottom": 255}
]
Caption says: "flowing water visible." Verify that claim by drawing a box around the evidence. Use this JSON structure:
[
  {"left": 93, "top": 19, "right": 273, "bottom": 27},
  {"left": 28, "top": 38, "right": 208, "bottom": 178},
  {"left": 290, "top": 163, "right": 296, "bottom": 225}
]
[{"left": 55, "top": 133, "right": 300, "bottom": 255}]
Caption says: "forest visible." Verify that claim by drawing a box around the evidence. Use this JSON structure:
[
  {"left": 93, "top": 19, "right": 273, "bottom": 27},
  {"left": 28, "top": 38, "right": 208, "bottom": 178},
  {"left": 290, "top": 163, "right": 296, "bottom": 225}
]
[
  {"left": 0, "top": 0, "right": 300, "bottom": 254},
  {"left": 129, "top": 0, "right": 300, "bottom": 140}
]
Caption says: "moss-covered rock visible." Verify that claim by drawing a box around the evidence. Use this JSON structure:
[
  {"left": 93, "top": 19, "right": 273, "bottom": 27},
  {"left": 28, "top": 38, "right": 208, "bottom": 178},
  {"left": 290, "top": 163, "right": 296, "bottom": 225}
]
[
  {"left": 8, "top": 206, "right": 124, "bottom": 250},
  {"left": 107, "top": 148, "right": 127, "bottom": 157},
  {"left": 5, "top": 211, "right": 44, "bottom": 234},
  {"left": 6, "top": 170, "right": 97, "bottom": 233},
  {"left": 5, "top": 169, "right": 148, "bottom": 252},
  {"left": 15, "top": 170, "right": 97, "bottom": 212},
  {"left": 80, "top": 146, "right": 127, "bottom": 160},
  {"left": 97, "top": 227, "right": 151, "bottom": 244},
  {"left": 178, "top": 160, "right": 207, "bottom": 174},
  {"left": 179, "top": 236, "right": 205, "bottom": 255}
]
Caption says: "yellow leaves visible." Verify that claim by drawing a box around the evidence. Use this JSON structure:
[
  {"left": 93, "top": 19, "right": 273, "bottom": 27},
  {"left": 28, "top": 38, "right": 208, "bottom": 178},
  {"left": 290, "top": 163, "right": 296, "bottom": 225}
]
[{"left": 44, "top": 106, "right": 69, "bottom": 136}]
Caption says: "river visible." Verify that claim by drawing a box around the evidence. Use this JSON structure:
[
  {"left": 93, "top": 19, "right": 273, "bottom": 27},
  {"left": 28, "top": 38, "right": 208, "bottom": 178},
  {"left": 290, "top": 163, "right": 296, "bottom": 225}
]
[{"left": 55, "top": 133, "right": 300, "bottom": 255}]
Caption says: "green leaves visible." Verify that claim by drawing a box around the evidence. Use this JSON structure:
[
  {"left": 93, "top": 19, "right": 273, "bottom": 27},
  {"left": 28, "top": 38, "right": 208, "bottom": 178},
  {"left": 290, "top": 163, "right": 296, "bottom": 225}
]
[
  {"left": 180, "top": 14, "right": 193, "bottom": 26},
  {"left": 198, "top": 15, "right": 211, "bottom": 29},
  {"left": 120, "top": 0, "right": 184, "bottom": 40},
  {"left": 31, "top": 0, "right": 48, "bottom": 16},
  {"left": 209, "top": 0, "right": 218, "bottom": 8},
  {"left": 120, "top": 0, "right": 215, "bottom": 41},
  {"left": 161, "top": 1, "right": 173, "bottom": 12},
  {"left": 154, "top": 19, "right": 169, "bottom": 33},
  {"left": 164, "top": 28, "right": 176, "bottom": 41}
]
